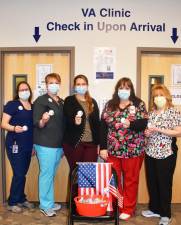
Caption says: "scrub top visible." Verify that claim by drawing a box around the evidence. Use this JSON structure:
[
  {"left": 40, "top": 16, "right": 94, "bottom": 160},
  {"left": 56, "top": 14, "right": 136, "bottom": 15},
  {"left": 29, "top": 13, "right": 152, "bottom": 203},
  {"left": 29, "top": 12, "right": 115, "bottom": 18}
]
[{"left": 3, "top": 100, "right": 33, "bottom": 151}]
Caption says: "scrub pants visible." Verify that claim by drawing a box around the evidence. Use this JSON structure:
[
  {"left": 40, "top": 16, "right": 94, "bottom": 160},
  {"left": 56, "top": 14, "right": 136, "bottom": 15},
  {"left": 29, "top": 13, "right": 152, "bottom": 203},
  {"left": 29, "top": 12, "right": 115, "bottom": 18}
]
[
  {"left": 145, "top": 153, "right": 177, "bottom": 218},
  {"left": 107, "top": 154, "right": 144, "bottom": 215},
  {"left": 34, "top": 145, "right": 63, "bottom": 210},
  {"left": 6, "top": 146, "right": 32, "bottom": 206}
]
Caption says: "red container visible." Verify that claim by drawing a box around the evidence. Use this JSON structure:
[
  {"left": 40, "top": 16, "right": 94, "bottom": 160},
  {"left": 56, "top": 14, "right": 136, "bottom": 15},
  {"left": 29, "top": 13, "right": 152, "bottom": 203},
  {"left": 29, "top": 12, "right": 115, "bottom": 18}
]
[{"left": 74, "top": 195, "right": 108, "bottom": 217}]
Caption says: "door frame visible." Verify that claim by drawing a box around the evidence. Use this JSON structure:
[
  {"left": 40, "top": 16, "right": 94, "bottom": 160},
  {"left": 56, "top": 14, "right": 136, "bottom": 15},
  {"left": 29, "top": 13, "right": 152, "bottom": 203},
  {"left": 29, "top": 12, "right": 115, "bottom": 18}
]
[
  {"left": 136, "top": 47, "right": 181, "bottom": 97},
  {"left": 137, "top": 47, "right": 181, "bottom": 203},
  {"left": 0, "top": 47, "right": 75, "bottom": 203}
]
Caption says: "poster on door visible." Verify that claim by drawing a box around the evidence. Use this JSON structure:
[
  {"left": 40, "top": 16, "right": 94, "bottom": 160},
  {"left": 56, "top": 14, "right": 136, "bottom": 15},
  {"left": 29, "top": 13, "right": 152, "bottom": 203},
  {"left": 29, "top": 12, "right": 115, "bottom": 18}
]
[{"left": 34, "top": 64, "right": 53, "bottom": 99}]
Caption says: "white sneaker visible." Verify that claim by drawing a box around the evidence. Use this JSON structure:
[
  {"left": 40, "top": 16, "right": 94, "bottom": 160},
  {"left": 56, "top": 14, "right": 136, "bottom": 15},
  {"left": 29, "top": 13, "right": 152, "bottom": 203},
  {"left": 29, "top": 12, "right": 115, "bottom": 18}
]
[
  {"left": 18, "top": 201, "right": 34, "bottom": 209},
  {"left": 159, "top": 217, "right": 171, "bottom": 225},
  {"left": 119, "top": 213, "right": 131, "bottom": 220},
  {"left": 142, "top": 210, "right": 160, "bottom": 218},
  {"left": 40, "top": 208, "right": 56, "bottom": 217},
  {"left": 7, "top": 205, "right": 22, "bottom": 213},
  {"left": 52, "top": 203, "right": 61, "bottom": 211}
]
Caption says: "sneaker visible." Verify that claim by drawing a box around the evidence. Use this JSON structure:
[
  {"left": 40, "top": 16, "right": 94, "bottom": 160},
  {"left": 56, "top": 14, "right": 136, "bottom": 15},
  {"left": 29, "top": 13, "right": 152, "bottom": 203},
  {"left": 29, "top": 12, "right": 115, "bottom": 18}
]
[
  {"left": 18, "top": 201, "right": 34, "bottom": 209},
  {"left": 40, "top": 208, "right": 56, "bottom": 217},
  {"left": 52, "top": 203, "right": 61, "bottom": 211},
  {"left": 142, "top": 210, "right": 160, "bottom": 218},
  {"left": 159, "top": 217, "right": 171, "bottom": 225},
  {"left": 119, "top": 213, "right": 131, "bottom": 220},
  {"left": 7, "top": 205, "right": 22, "bottom": 213}
]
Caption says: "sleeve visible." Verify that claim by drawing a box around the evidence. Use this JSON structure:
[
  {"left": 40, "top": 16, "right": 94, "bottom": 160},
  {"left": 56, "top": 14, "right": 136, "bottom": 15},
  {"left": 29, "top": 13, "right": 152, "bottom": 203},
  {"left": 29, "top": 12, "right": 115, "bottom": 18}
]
[
  {"left": 63, "top": 97, "right": 78, "bottom": 127},
  {"left": 129, "top": 101, "right": 148, "bottom": 132},
  {"left": 3, "top": 101, "right": 17, "bottom": 116},
  {"left": 33, "top": 97, "right": 48, "bottom": 127},
  {"left": 92, "top": 99, "right": 100, "bottom": 144},
  {"left": 100, "top": 109, "right": 108, "bottom": 150}
]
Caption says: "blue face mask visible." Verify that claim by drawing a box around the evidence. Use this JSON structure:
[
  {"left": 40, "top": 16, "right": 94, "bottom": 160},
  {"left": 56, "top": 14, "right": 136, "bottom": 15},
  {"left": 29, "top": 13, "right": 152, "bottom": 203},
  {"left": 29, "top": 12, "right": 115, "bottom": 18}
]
[
  {"left": 47, "top": 83, "right": 60, "bottom": 95},
  {"left": 74, "top": 85, "right": 88, "bottom": 95},
  {"left": 118, "top": 89, "right": 130, "bottom": 100},
  {"left": 19, "top": 90, "right": 30, "bottom": 100}
]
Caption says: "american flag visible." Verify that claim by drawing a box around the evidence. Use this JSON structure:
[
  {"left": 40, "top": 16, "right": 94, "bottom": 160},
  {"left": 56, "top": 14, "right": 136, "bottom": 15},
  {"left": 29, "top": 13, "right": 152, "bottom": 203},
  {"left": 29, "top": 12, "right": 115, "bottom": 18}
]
[
  {"left": 108, "top": 175, "right": 123, "bottom": 208},
  {"left": 78, "top": 162, "right": 113, "bottom": 211}
]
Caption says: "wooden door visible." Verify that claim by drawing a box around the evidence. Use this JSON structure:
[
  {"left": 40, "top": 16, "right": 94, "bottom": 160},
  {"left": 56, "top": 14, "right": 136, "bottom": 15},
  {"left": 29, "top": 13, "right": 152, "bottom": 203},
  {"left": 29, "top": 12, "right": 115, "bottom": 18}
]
[
  {"left": 138, "top": 53, "right": 181, "bottom": 203},
  {"left": 4, "top": 52, "right": 70, "bottom": 202}
]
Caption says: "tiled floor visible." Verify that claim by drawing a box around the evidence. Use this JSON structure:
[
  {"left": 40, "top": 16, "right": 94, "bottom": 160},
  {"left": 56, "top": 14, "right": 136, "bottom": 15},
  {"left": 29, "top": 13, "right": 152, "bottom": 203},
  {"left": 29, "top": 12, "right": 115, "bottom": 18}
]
[{"left": 0, "top": 203, "right": 180, "bottom": 225}]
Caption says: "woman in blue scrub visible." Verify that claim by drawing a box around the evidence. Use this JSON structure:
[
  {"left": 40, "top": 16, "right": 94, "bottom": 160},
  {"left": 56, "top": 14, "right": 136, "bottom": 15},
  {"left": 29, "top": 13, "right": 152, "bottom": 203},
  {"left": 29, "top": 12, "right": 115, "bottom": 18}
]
[
  {"left": 1, "top": 81, "right": 34, "bottom": 213},
  {"left": 33, "top": 73, "right": 64, "bottom": 217}
]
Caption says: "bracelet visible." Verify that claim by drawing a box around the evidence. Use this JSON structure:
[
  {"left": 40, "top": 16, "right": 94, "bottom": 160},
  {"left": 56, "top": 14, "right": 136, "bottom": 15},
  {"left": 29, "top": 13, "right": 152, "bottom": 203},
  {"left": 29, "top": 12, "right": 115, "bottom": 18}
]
[{"left": 14, "top": 126, "right": 16, "bottom": 132}]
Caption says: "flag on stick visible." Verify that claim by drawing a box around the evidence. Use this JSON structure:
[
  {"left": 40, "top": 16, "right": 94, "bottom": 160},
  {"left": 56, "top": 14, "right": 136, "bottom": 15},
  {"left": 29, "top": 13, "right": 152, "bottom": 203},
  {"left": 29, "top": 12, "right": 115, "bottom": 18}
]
[{"left": 108, "top": 175, "right": 123, "bottom": 208}]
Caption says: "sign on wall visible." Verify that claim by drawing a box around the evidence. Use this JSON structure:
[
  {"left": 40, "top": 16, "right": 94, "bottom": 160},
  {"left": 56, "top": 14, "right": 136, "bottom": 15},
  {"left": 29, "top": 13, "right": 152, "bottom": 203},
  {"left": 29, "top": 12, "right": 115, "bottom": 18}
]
[{"left": 93, "top": 47, "right": 116, "bottom": 80}]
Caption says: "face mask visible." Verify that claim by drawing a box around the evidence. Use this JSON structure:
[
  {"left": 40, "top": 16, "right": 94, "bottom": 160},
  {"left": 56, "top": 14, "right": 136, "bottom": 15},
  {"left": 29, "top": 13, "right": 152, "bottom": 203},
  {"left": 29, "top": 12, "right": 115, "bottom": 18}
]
[
  {"left": 118, "top": 89, "right": 130, "bottom": 100},
  {"left": 154, "top": 96, "right": 167, "bottom": 109},
  {"left": 75, "top": 85, "right": 88, "bottom": 95},
  {"left": 19, "top": 90, "right": 30, "bottom": 100},
  {"left": 47, "top": 83, "right": 60, "bottom": 95}
]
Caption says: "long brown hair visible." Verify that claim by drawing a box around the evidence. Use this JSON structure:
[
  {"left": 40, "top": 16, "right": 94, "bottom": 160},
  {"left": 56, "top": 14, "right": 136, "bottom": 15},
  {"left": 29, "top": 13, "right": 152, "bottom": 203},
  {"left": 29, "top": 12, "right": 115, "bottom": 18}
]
[
  {"left": 74, "top": 74, "right": 93, "bottom": 114},
  {"left": 107, "top": 77, "right": 137, "bottom": 111},
  {"left": 150, "top": 84, "right": 173, "bottom": 110},
  {"left": 14, "top": 81, "right": 32, "bottom": 103}
]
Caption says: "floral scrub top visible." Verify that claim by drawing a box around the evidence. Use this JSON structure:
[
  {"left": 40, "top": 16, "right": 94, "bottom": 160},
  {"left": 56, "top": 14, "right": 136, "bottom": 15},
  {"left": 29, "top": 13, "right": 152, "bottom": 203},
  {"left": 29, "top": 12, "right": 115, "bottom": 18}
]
[
  {"left": 102, "top": 101, "right": 147, "bottom": 158},
  {"left": 146, "top": 107, "right": 181, "bottom": 159}
]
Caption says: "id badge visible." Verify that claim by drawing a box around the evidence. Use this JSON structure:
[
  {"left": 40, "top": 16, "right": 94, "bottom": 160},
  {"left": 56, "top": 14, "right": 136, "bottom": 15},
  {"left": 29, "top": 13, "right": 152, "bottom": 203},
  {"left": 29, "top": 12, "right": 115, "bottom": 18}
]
[{"left": 12, "top": 143, "right": 18, "bottom": 154}]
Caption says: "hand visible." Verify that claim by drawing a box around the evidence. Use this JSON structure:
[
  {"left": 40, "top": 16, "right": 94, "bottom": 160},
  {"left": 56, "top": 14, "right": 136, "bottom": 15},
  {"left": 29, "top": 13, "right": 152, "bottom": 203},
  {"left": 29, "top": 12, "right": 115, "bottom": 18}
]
[
  {"left": 14, "top": 126, "right": 24, "bottom": 133},
  {"left": 75, "top": 115, "right": 82, "bottom": 125},
  {"left": 100, "top": 149, "right": 108, "bottom": 161},
  {"left": 145, "top": 129, "right": 152, "bottom": 137},
  {"left": 31, "top": 149, "right": 36, "bottom": 156},
  {"left": 123, "top": 119, "right": 130, "bottom": 128},
  {"left": 41, "top": 112, "right": 50, "bottom": 124}
]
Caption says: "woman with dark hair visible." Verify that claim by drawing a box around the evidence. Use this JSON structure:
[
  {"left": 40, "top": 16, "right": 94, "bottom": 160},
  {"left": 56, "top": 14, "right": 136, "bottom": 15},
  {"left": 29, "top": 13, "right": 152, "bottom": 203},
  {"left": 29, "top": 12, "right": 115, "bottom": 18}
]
[
  {"left": 1, "top": 81, "right": 34, "bottom": 213},
  {"left": 100, "top": 77, "right": 147, "bottom": 220},
  {"left": 63, "top": 74, "right": 100, "bottom": 171}
]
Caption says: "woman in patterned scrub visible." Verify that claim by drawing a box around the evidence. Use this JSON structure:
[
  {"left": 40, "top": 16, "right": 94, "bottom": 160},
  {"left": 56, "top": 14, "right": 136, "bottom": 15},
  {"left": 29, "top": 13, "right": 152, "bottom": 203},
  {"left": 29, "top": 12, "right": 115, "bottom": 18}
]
[
  {"left": 100, "top": 77, "right": 148, "bottom": 220},
  {"left": 142, "top": 84, "right": 181, "bottom": 225}
]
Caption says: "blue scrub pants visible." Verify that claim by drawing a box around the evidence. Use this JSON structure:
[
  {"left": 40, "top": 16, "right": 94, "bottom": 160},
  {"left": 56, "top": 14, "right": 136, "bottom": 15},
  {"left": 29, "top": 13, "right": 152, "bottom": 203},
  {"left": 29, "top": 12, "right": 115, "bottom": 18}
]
[
  {"left": 34, "top": 145, "right": 63, "bottom": 210},
  {"left": 6, "top": 146, "right": 32, "bottom": 206}
]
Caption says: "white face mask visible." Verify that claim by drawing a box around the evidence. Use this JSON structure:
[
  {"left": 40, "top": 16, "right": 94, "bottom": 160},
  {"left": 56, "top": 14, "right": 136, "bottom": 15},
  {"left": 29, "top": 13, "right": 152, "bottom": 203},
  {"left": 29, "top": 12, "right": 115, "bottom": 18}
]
[
  {"left": 154, "top": 96, "right": 167, "bottom": 109},
  {"left": 18, "top": 90, "right": 30, "bottom": 100}
]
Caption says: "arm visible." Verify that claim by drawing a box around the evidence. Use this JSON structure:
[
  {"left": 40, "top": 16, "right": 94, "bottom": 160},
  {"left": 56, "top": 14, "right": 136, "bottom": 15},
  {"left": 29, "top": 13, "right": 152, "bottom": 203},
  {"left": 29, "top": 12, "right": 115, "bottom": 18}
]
[
  {"left": 33, "top": 98, "right": 50, "bottom": 128},
  {"left": 130, "top": 118, "right": 148, "bottom": 132},
  {"left": 129, "top": 101, "right": 148, "bottom": 132},
  {"left": 99, "top": 117, "right": 109, "bottom": 160},
  {"left": 1, "top": 113, "right": 15, "bottom": 132},
  {"left": 63, "top": 96, "right": 82, "bottom": 126},
  {"left": 151, "top": 126, "right": 181, "bottom": 137},
  {"left": 1, "top": 113, "right": 23, "bottom": 133}
]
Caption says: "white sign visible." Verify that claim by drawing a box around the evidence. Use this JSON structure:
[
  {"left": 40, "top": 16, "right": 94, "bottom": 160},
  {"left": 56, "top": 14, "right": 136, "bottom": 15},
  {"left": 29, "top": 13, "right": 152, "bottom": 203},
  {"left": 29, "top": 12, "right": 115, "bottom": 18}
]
[
  {"left": 171, "top": 64, "right": 181, "bottom": 85},
  {"left": 94, "top": 47, "right": 116, "bottom": 80},
  {"left": 35, "top": 64, "right": 53, "bottom": 97},
  {"left": 169, "top": 86, "right": 181, "bottom": 105}
]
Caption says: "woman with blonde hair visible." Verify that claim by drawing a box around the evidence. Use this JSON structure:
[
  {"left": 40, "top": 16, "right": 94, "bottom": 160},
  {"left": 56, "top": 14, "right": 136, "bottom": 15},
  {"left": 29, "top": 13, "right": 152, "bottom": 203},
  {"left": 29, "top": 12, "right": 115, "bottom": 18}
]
[
  {"left": 63, "top": 74, "right": 100, "bottom": 171},
  {"left": 142, "top": 84, "right": 181, "bottom": 225}
]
